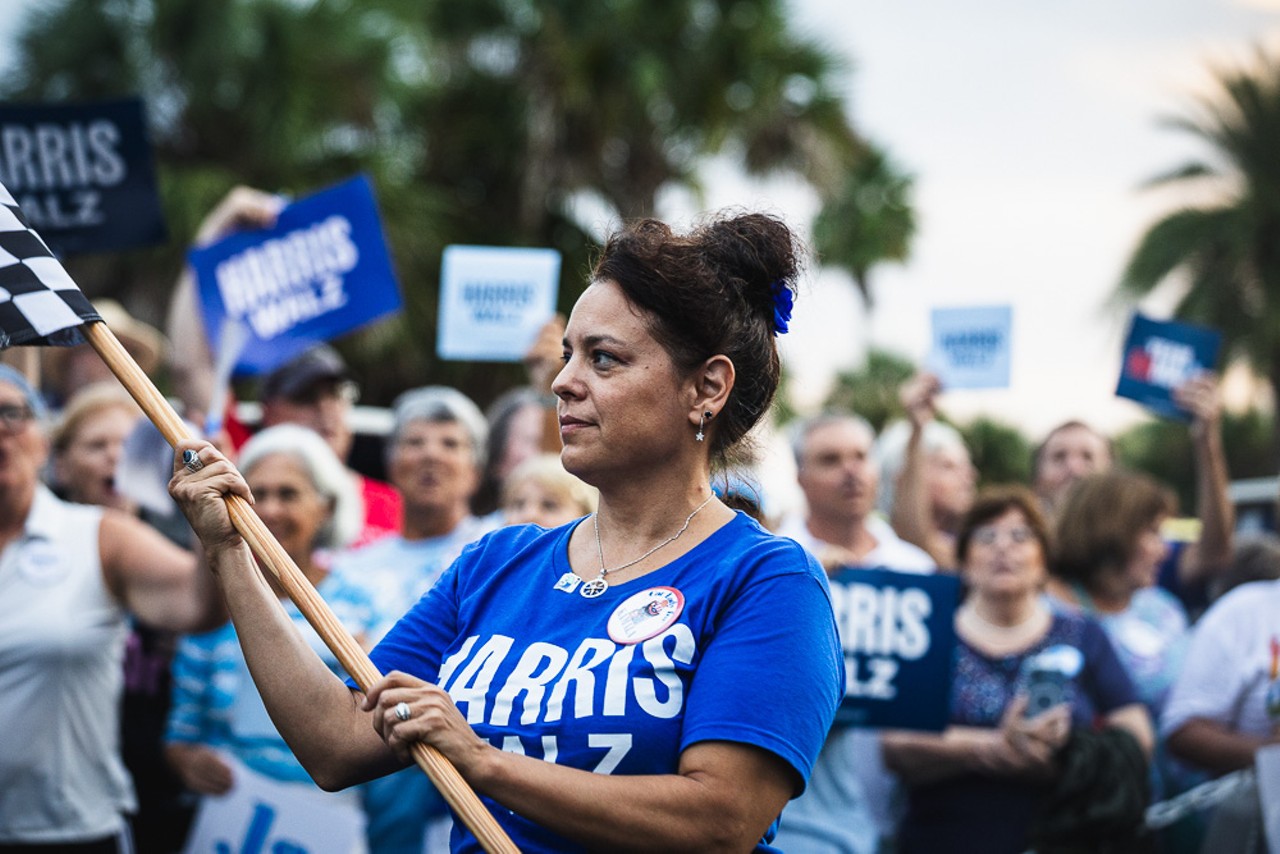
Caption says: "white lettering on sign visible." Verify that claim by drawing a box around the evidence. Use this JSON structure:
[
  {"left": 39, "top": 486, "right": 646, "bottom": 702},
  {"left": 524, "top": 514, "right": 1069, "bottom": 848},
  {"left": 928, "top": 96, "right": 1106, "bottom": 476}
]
[
  {"left": 213, "top": 216, "right": 357, "bottom": 339},
  {"left": 1145, "top": 338, "right": 1195, "bottom": 388},
  {"left": 832, "top": 582, "right": 932, "bottom": 659},
  {"left": 0, "top": 120, "right": 125, "bottom": 191},
  {"left": 828, "top": 580, "right": 934, "bottom": 701}
]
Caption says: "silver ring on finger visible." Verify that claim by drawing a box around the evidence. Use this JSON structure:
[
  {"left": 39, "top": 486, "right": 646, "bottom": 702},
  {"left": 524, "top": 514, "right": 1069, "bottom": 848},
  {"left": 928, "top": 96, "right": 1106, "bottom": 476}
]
[
  {"left": 182, "top": 449, "right": 205, "bottom": 473},
  {"left": 394, "top": 701, "right": 411, "bottom": 722}
]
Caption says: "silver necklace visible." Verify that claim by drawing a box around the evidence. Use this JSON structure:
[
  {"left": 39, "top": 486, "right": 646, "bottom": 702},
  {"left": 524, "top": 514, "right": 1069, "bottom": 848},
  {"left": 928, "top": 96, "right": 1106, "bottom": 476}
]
[{"left": 581, "top": 494, "right": 715, "bottom": 599}]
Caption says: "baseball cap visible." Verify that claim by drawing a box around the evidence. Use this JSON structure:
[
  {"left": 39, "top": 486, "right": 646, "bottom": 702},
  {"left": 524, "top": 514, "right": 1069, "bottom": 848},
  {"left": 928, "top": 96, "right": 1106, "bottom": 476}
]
[{"left": 258, "top": 344, "right": 351, "bottom": 403}]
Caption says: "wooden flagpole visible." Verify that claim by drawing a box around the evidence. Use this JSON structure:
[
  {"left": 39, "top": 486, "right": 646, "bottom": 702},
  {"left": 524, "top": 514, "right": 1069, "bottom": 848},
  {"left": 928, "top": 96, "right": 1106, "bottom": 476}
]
[{"left": 83, "top": 322, "right": 520, "bottom": 854}]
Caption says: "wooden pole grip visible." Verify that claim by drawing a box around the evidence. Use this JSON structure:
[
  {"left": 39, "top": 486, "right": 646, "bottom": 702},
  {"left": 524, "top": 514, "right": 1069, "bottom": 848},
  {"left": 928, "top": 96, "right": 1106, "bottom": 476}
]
[{"left": 81, "top": 322, "right": 520, "bottom": 854}]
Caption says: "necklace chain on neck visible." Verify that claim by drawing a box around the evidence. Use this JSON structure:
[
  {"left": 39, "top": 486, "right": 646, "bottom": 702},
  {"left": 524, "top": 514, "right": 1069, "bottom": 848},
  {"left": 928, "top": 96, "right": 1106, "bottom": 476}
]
[{"left": 582, "top": 494, "right": 714, "bottom": 599}]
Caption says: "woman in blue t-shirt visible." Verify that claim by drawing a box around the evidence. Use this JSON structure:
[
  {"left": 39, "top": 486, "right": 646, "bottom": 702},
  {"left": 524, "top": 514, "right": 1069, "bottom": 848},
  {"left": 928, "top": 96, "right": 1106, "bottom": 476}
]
[
  {"left": 882, "top": 486, "right": 1152, "bottom": 854},
  {"left": 170, "top": 212, "right": 844, "bottom": 853}
]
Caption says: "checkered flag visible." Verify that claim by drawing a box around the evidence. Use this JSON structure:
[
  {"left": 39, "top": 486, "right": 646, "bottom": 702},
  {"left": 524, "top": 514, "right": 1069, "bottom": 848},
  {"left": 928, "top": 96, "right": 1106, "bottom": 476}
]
[{"left": 0, "top": 180, "right": 101, "bottom": 348}]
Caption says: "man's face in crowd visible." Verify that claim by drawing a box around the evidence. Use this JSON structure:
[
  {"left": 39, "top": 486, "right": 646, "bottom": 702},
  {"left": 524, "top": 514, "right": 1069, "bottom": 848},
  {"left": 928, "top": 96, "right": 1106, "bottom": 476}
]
[
  {"left": 1034, "top": 424, "right": 1111, "bottom": 510},
  {"left": 797, "top": 419, "right": 879, "bottom": 523},
  {"left": 262, "top": 378, "right": 355, "bottom": 463}
]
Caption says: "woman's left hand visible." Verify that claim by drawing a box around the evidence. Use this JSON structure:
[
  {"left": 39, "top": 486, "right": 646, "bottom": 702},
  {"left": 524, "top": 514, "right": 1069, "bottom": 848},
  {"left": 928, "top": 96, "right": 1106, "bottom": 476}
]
[
  {"left": 991, "top": 695, "right": 1070, "bottom": 778},
  {"left": 363, "top": 671, "right": 493, "bottom": 777},
  {"left": 1023, "top": 703, "right": 1071, "bottom": 746}
]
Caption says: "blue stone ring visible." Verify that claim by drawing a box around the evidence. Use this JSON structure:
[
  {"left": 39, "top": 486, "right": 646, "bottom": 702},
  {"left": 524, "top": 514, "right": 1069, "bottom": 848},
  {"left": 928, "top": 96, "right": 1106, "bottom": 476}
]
[{"left": 182, "top": 449, "right": 204, "bottom": 473}]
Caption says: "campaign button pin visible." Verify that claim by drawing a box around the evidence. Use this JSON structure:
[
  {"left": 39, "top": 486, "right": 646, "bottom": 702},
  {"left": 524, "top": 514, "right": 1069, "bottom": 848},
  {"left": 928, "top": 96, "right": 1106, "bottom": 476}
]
[
  {"left": 18, "top": 543, "right": 68, "bottom": 587},
  {"left": 607, "top": 586, "right": 684, "bottom": 645},
  {"left": 553, "top": 572, "right": 581, "bottom": 594}
]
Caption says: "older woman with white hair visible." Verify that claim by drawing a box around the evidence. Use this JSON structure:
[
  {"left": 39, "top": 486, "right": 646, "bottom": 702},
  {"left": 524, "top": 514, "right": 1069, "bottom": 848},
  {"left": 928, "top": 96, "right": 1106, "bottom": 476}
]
[{"left": 164, "top": 424, "right": 377, "bottom": 833}]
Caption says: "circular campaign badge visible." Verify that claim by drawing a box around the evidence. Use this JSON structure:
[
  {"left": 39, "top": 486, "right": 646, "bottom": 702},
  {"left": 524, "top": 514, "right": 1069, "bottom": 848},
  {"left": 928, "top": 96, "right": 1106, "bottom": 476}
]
[
  {"left": 17, "top": 542, "right": 69, "bottom": 587},
  {"left": 607, "top": 587, "right": 685, "bottom": 645}
]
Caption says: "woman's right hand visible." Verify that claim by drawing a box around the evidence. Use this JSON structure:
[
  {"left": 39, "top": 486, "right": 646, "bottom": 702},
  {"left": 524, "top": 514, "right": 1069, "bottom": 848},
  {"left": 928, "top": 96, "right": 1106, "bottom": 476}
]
[
  {"left": 168, "top": 439, "right": 254, "bottom": 551},
  {"left": 194, "top": 186, "right": 285, "bottom": 247},
  {"left": 981, "top": 694, "right": 1070, "bottom": 778},
  {"left": 899, "top": 371, "right": 942, "bottom": 428},
  {"left": 165, "top": 742, "right": 235, "bottom": 795}
]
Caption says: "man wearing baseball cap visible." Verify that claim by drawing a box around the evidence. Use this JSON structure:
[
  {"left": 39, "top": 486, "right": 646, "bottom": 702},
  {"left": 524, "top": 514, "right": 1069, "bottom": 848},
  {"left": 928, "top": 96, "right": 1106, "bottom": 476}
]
[{"left": 259, "top": 344, "right": 401, "bottom": 547}]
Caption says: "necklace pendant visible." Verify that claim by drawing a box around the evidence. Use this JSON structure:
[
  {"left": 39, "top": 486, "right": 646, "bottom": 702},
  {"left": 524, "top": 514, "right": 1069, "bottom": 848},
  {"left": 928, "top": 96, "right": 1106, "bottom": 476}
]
[{"left": 580, "top": 577, "right": 609, "bottom": 599}]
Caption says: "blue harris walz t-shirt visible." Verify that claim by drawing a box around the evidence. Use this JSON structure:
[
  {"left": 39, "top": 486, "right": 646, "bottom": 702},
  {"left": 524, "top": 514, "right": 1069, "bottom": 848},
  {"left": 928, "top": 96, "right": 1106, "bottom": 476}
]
[{"left": 363, "top": 511, "right": 844, "bottom": 853}]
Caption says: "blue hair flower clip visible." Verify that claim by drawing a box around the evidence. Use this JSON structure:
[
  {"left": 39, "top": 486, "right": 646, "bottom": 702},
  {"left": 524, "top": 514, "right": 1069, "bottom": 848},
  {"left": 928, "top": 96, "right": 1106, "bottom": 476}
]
[{"left": 771, "top": 280, "right": 793, "bottom": 337}]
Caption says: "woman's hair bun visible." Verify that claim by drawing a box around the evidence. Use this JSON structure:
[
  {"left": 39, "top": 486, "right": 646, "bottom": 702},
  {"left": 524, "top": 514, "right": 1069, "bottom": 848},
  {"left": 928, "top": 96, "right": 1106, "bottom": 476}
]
[{"left": 697, "top": 212, "right": 800, "bottom": 328}]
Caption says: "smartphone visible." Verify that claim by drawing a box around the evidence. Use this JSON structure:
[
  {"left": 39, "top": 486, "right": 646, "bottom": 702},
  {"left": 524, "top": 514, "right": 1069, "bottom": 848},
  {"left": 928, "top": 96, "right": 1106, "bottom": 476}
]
[{"left": 1020, "top": 665, "right": 1067, "bottom": 718}]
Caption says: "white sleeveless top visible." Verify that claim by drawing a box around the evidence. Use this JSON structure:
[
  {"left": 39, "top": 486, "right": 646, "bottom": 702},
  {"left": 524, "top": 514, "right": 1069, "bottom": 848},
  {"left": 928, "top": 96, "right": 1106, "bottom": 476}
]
[{"left": 0, "top": 485, "right": 135, "bottom": 841}]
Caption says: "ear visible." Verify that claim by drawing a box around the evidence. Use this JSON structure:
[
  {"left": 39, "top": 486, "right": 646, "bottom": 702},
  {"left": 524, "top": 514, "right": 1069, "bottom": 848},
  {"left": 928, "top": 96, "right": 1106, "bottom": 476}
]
[{"left": 687, "top": 354, "right": 735, "bottom": 431}]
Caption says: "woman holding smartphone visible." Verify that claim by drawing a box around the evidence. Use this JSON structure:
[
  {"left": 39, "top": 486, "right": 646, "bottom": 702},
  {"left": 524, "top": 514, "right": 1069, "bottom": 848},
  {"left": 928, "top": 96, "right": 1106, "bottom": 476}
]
[{"left": 881, "top": 486, "right": 1152, "bottom": 854}]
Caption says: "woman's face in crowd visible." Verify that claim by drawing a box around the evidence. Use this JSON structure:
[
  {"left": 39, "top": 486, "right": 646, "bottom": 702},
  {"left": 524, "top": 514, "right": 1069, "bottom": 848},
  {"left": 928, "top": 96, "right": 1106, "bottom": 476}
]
[
  {"left": 245, "top": 453, "right": 331, "bottom": 563},
  {"left": 0, "top": 381, "right": 47, "bottom": 499},
  {"left": 504, "top": 478, "right": 582, "bottom": 528},
  {"left": 1035, "top": 425, "right": 1110, "bottom": 508},
  {"left": 553, "top": 280, "right": 692, "bottom": 483},
  {"left": 1122, "top": 516, "right": 1169, "bottom": 592},
  {"left": 55, "top": 404, "right": 137, "bottom": 510},
  {"left": 963, "top": 508, "right": 1046, "bottom": 600},
  {"left": 497, "top": 403, "right": 544, "bottom": 482},
  {"left": 388, "top": 419, "right": 479, "bottom": 513}
]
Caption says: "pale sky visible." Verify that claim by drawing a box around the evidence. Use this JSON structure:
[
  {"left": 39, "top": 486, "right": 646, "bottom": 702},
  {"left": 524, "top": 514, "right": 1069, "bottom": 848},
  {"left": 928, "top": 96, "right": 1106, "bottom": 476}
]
[
  {"left": 677, "top": 0, "right": 1280, "bottom": 440},
  {"left": 3, "top": 0, "right": 1278, "bottom": 445}
]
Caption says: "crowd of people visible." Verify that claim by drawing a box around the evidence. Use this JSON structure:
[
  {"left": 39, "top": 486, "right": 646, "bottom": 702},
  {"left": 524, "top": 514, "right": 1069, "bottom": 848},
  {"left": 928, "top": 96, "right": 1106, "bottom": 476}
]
[{"left": 0, "top": 190, "right": 1277, "bottom": 854}]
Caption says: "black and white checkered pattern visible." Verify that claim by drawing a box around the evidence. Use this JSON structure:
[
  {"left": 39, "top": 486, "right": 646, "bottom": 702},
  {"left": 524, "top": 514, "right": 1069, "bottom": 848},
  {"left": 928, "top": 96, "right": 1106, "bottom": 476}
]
[{"left": 0, "top": 181, "right": 100, "bottom": 348}]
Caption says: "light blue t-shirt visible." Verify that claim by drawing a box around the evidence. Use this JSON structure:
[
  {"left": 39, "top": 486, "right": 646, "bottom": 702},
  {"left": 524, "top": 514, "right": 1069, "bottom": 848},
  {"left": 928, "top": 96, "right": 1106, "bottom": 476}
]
[
  {"left": 1046, "top": 585, "right": 1188, "bottom": 717},
  {"left": 166, "top": 569, "right": 379, "bottom": 783},
  {"left": 364, "top": 512, "right": 844, "bottom": 853},
  {"left": 330, "top": 516, "right": 495, "bottom": 643}
]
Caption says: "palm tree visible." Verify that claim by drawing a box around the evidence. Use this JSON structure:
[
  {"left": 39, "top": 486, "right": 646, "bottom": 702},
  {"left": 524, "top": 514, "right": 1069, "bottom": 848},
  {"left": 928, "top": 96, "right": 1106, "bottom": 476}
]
[
  {"left": 1116, "top": 47, "right": 1280, "bottom": 457},
  {"left": 811, "top": 145, "right": 915, "bottom": 307}
]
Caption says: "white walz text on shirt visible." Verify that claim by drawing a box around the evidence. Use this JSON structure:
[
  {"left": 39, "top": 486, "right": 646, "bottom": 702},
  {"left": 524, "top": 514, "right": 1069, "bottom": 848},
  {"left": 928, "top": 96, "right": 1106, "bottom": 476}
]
[{"left": 436, "top": 625, "right": 696, "bottom": 773}]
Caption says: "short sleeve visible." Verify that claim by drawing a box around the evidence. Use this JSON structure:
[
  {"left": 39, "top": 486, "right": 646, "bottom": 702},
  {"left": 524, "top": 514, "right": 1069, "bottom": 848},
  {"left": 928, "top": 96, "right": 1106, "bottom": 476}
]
[
  {"left": 1079, "top": 618, "right": 1140, "bottom": 715},
  {"left": 357, "top": 555, "right": 465, "bottom": 688},
  {"left": 680, "top": 548, "right": 843, "bottom": 794},
  {"left": 1160, "top": 597, "right": 1246, "bottom": 737}
]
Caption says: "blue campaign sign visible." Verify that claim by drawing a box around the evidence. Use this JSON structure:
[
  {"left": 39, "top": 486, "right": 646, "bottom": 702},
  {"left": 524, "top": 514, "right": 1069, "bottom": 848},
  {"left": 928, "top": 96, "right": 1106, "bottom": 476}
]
[
  {"left": 928, "top": 305, "right": 1013, "bottom": 389},
  {"left": 827, "top": 567, "right": 960, "bottom": 731},
  {"left": 189, "top": 175, "right": 403, "bottom": 376},
  {"left": 1115, "top": 313, "right": 1221, "bottom": 421},
  {"left": 0, "top": 97, "right": 166, "bottom": 256}
]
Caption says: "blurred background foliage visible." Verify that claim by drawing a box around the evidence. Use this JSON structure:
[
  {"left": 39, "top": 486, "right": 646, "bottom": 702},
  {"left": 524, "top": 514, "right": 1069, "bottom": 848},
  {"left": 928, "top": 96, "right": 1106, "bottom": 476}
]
[
  {"left": 0, "top": 0, "right": 914, "bottom": 409},
  {"left": 6, "top": 0, "right": 1275, "bottom": 506}
]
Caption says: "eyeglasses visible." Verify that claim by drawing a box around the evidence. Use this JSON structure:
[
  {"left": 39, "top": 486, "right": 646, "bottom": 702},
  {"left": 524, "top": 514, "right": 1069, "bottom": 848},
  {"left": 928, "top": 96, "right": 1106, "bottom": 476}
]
[
  {"left": 0, "top": 403, "right": 35, "bottom": 431},
  {"left": 972, "top": 525, "right": 1035, "bottom": 547}
]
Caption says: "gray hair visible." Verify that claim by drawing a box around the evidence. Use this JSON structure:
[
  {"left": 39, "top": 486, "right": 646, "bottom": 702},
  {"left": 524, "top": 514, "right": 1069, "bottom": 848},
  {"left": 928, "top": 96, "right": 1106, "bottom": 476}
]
[
  {"left": 874, "top": 418, "right": 969, "bottom": 515},
  {"left": 790, "top": 411, "right": 876, "bottom": 469},
  {"left": 239, "top": 423, "right": 363, "bottom": 550},
  {"left": 389, "top": 386, "right": 488, "bottom": 468}
]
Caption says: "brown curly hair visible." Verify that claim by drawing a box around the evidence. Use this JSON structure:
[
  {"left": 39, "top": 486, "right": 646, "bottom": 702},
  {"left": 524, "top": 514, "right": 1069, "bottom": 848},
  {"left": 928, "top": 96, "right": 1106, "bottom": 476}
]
[{"left": 592, "top": 211, "right": 802, "bottom": 466}]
